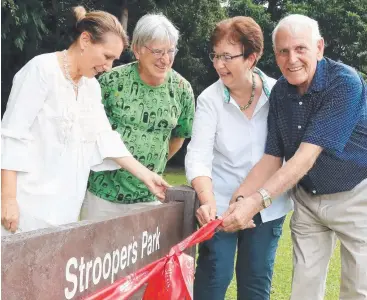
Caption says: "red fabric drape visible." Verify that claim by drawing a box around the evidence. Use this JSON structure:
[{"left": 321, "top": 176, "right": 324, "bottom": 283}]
[{"left": 84, "top": 219, "right": 222, "bottom": 300}]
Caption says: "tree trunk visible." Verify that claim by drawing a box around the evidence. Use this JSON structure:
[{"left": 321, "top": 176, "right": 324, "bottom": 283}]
[
  {"left": 121, "top": 0, "right": 128, "bottom": 31},
  {"left": 52, "top": 0, "right": 60, "bottom": 48},
  {"left": 267, "top": 0, "right": 280, "bottom": 21}
]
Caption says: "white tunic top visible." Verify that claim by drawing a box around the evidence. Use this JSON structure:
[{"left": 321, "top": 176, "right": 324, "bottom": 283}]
[
  {"left": 1, "top": 53, "right": 131, "bottom": 232},
  {"left": 185, "top": 70, "right": 293, "bottom": 222}
]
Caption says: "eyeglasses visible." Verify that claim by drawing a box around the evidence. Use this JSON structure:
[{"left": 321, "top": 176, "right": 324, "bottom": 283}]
[
  {"left": 144, "top": 45, "right": 178, "bottom": 59},
  {"left": 209, "top": 52, "right": 244, "bottom": 63}
]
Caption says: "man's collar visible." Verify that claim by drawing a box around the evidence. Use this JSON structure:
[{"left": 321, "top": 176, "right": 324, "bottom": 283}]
[{"left": 308, "top": 57, "right": 327, "bottom": 93}]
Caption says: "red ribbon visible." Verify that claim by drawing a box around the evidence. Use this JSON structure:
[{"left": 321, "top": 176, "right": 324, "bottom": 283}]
[{"left": 84, "top": 219, "right": 222, "bottom": 300}]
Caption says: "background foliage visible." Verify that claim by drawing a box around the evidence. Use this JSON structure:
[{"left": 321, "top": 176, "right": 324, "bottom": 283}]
[{"left": 2, "top": 0, "right": 366, "bottom": 164}]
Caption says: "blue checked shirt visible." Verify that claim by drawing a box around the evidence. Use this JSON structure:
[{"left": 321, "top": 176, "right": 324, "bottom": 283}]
[{"left": 265, "top": 57, "right": 367, "bottom": 195}]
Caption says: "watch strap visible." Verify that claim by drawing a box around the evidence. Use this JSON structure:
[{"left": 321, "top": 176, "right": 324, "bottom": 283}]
[{"left": 257, "top": 188, "right": 272, "bottom": 209}]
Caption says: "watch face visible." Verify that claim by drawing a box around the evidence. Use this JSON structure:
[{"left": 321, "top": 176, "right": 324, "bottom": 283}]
[{"left": 258, "top": 188, "right": 272, "bottom": 209}]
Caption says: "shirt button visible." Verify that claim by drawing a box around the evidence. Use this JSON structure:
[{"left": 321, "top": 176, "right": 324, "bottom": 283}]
[
  {"left": 312, "top": 190, "right": 317, "bottom": 194},
  {"left": 297, "top": 125, "right": 302, "bottom": 129},
  {"left": 299, "top": 101, "right": 303, "bottom": 105}
]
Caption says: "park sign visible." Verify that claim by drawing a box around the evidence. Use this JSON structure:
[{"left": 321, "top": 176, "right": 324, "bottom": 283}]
[{"left": 1, "top": 186, "right": 198, "bottom": 300}]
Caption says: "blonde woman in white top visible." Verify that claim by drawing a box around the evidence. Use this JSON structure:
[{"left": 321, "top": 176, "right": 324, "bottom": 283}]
[
  {"left": 1, "top": 6, "right": 169, "bottom": 235},
  {"left": 185, "top": 17, "right": 293, "bottom": 300}
]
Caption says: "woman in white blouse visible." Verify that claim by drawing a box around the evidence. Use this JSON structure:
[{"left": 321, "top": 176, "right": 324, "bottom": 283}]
[
  {"left": 1, "top": 6, "right": 169, "bottom": 235},
  {"left": 185, "top": 17, "right": 293, "bottom": 300}
]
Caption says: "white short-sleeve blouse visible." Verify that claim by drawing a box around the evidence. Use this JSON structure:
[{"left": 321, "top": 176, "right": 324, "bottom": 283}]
[
  {"left": 185, "top": 69, "right": 293, "bottom": 221},
  {"left": 1, "top": 53, "right": 131, "bottom": 231}
]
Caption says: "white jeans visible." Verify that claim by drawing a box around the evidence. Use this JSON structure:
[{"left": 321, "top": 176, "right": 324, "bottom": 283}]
[
  {"left": 80, "top": 190, "right": 162, "bottom": 221},
  {"left": 290, "top": 178, "right": 367, "bottom": 300}
]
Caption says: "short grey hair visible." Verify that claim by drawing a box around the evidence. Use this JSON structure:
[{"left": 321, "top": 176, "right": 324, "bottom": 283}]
[
  {"left": 131, "top": 13, "right": 179, "bottom": 49},
  {"left": 272, "top": 14, "right": 322, "bottom": 47}
]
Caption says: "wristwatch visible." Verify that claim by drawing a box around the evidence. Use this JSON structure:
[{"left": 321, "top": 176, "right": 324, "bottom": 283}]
[{"left": 257, "top": 188, "right": 272, "bottom": 209}]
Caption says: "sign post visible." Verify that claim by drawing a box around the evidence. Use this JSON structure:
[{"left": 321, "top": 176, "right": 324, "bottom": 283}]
[{"left": 1, "top": 186, "right": 198, "bottom": 300}]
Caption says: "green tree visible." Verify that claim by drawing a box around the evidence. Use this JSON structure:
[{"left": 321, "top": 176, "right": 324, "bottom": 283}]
[
  {"left": 1, "top": 0, "right": 48, "bottom": 110},
  {"left": 1, "top": 0, "right": 99, "bottom": 113},
  {"left": 40, "top": 0, "right": 102, "bottom": 51},
  {"left": 160, "top": 0, "right": 227, "bottom": 96},
  {"left": 228, "top": 0, "right": 280, "bottom": 78},
  {"left": 252, "top": 0, "right": 285, "bottom": 20},
  {"left": 99, "top": 0, "right": 157, "bottom": 34},
  {"left": 285, "top": 0, "right": 367, "bottom": 77},
  {"left": 227, "top": 0, "right": 367, "bottom": 79},
  {"left": 251, "top": 0, "right": 305, "bottom": 20}
]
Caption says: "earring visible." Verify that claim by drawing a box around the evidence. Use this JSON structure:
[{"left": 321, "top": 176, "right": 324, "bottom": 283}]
[{"left": 81, "top": 49, "right": 84, "bottom": 56}]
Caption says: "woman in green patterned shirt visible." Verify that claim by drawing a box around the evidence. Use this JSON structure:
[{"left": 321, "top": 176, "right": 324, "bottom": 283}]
[{"left": 82, "top": 13, "right": 195, "bottom": 219}]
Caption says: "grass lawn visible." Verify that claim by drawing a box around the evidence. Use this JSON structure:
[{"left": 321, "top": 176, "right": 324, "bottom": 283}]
[{"left": 164, "top": 168, "right": 341, "bottom": 300}]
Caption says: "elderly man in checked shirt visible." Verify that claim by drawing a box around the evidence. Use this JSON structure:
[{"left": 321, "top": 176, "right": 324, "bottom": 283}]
[{"left": 220, "top": 14, "right": 367, "bottom": 300}]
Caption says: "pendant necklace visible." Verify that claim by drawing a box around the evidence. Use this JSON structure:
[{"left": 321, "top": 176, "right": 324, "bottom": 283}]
[
  {"left": 62, "top": 50, "right": 82, "bottom": 95},
  {"left": 239, "top": 72, "right": 256, "bottom": 111}
]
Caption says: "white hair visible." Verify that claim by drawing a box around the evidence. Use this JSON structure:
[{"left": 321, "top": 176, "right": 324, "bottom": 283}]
[
  {"left": 272, "top": 14, "right": 322, "bottom": 47},
  {"left": 131, "top": 13, "right": 179, "bottom": 49}
]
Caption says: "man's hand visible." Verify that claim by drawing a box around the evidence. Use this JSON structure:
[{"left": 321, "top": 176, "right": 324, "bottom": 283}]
[
  {"left": 141, "top": 171, "right": 171, "bottom": 202},
  {"left": 1, "top": 197, "right": 19, "bottom": 233},
  {"left": 196, "top": 201, "right": 216, "bottom": 227},
  {"left": 221, "top": 196, "right": 262, "bottom": 232}
]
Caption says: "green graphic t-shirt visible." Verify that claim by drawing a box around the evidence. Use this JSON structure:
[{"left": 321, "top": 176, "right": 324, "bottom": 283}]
[{"left": 87, "top": 62, "right": 195, "bottom": 203}]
